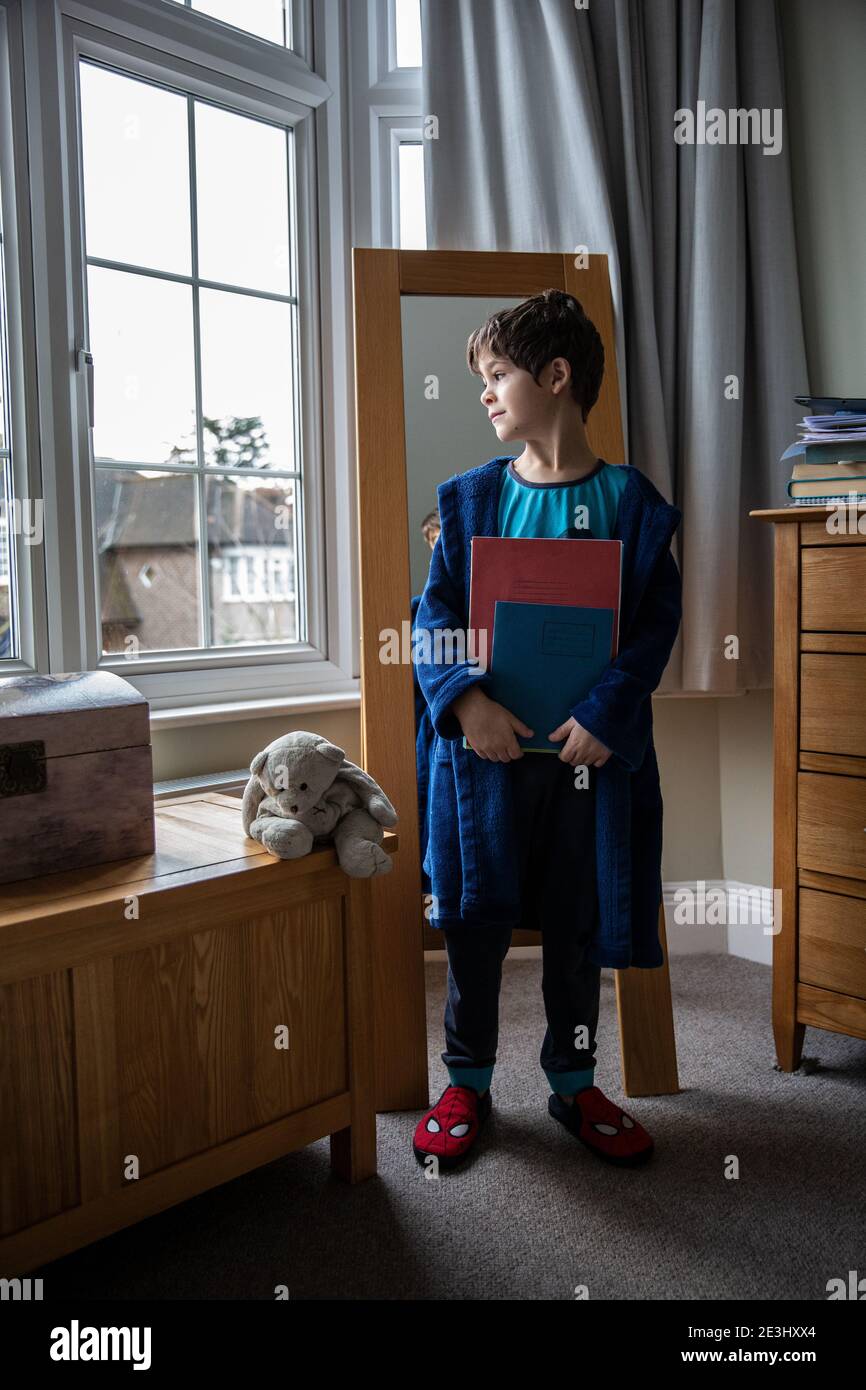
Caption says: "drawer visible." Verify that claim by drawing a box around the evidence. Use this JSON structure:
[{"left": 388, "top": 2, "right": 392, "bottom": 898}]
[
  {"left": 798, "top": 772, "right": 866, "bottom": 881},
  {"left": 801, "top": 545, "right": 866, "bottom": 631},
  {"left": 799, "top": 886, "right": 866, "bottom": 999},
  {"left": 801, "top": 654, "right": 866, "bottom": 757}
]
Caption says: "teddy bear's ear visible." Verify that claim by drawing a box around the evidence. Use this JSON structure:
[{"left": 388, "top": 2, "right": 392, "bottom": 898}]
[
  {"left": 316, "top": 740, "right": 345, "bottom": 764},
  {"left": 250, "top": 749, "right": 269, "bottom": 777}
]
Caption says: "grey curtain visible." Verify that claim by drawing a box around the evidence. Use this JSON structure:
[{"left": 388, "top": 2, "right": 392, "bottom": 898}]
[{"left": 420, "top": 0, "right": 809, "bottom": 694}]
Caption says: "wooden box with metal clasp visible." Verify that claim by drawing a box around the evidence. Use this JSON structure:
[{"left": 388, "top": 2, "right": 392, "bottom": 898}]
[{"left": 0, "top": 670, "right": 154, "bottom": 886}]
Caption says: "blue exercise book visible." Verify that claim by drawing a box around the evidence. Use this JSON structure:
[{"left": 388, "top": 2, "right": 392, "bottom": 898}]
[{"left": 462, "top": 600, "right": 615, "bottom": 755}]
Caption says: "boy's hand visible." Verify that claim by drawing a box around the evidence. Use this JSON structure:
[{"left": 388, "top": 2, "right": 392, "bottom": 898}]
[
  {"left": 451, "top": 686, "right": 533, "bottom": 760},
  {"left": 547, "top": 716, "right": 612, "bottom": 768}
]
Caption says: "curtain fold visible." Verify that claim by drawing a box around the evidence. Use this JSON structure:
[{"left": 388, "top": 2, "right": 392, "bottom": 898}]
[{"left": 420, "top": 0, "right": 809, "bottom": 694}]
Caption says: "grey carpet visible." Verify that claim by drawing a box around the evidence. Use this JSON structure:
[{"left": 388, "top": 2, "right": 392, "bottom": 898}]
[{"left": 34, "top": 953, "right": 866, "bottom": 1300}]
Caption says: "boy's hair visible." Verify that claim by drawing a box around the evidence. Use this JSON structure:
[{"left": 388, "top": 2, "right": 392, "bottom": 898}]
[
  {"left": 420, "top": 510, "right": 441, "bottom": 542},
  {"left": 466, "top": 288, "right": 604, "bottom": 424}
]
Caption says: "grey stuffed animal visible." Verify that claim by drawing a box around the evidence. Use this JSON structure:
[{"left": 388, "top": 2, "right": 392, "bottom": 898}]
[{"left": 241, "top": 730, "right": 397, "bottom": 878}]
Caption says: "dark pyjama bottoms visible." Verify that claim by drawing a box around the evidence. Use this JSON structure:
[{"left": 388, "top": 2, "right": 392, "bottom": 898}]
[{"left": 441, "top": 750, "right": 602, "bottom": 1097}]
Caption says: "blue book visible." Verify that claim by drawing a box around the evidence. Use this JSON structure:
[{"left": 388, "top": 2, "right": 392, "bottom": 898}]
[
  {"left": 782, "top": 439, "right": 866, "bottom": 468},
  {"left": 462, "top": 601, "right": 614, "bottom": 755}
]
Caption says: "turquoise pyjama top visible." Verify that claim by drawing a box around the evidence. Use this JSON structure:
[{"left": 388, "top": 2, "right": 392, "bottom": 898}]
[{"left": 496, "top": 455, "right": 630, "bottom": 539}]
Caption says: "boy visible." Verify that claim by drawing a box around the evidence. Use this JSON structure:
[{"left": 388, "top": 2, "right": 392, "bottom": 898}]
[{"left": 411, "top": 289, "right": 683, "bottom": 1171}]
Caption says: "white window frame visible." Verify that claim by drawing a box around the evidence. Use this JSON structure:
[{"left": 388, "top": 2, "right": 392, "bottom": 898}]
[
  {"left": 0, "top": 0, "right": 49, "bottom": 676},
  {"left": 349, "top": 0, "right": 423, "bottom": 250},
  {"left": 8, "top": 0, "right": 360, "bottom": 720}
]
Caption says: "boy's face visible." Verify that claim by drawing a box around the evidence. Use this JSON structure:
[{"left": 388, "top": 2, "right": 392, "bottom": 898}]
[{"left": 477, "top": 351, "right": 570, "bottom": 440}]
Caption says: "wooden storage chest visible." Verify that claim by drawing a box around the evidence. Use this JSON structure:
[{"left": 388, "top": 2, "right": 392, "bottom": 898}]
[{"left": 0, "top": 792, "right": 396, "bottom": 1274}]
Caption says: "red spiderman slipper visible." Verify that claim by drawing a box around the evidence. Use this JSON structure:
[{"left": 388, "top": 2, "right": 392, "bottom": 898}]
[
  {"left": 548, "top": 1086, "right": 654, "bottom": 1166},
  {"left": 413, "top": 1084, "right": 492, "bottom": 1170}
]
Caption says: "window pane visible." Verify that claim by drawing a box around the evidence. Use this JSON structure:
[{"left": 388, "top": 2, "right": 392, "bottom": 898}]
[
  {"left": 88, "top": 266, "right": 197, "bottom": 466},
  {"left": 96, "top": 469, "right": 201, "bottom": 655},
  {"left": 77, "top": 54, "right": 303, "bottom": 661},
  {"left": 206, "top": 475, "right": 297, "bottom": 645},
  {"left": 191, "top": 0, "right": 287, "bottom": 48},
  {"left": 0, "top": 151, "right": 16, "bottom": 659},
  {"left": 399, "top": 142, "right": 426, "bottom": 249},
  {"left": 0, "top": 471, "right": 13, "bottom": 660},
  {"left": 79, "top": 63, "right": 191, "bottom": 276},
  {"left": 195, "top": 102, "right": 290, "bottom": 295},
  {"left": 0, "top": 277, "right": 5, "bottom": 453},
  {"left": 395, "top": 0, "right": 422, "bottom": 67},
  {"left": 163, "top": 1, "right": 290, "bottom": 48},
  {"left": 199, "top": 287, "right": 294, "bottom": 470}
]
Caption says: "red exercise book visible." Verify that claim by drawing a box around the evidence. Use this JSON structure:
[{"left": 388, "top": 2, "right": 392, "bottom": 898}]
[{"left": 467, "top": 535, "right": 623, "bottom": 671}]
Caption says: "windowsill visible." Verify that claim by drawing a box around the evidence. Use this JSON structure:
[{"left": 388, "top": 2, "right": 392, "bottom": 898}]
[{"left": 149, "top": 685, "right": 361, "bottom": 730}]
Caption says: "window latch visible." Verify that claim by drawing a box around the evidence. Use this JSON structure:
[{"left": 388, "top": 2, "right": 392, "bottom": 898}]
[{"left": 76, "top": 347, "right": 95, "bottom": 429}]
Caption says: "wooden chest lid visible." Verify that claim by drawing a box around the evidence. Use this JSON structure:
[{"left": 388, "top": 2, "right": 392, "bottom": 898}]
[{"left": 0, "top": 670, "right": 150, "bottom": 757}]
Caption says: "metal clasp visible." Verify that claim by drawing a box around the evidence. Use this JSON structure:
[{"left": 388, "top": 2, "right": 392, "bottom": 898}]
[{"left": 0, "top": 740, "right": 47, "bottom": 798}]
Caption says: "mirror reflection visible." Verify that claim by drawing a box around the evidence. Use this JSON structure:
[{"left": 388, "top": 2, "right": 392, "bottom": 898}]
[{"left": 403, "top": 295, "right": 528, "bottom": 900}]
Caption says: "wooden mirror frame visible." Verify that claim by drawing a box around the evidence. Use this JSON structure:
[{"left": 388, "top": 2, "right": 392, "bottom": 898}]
[{"left": 353, "top": 249, "right": 678, "bottom": 1112}]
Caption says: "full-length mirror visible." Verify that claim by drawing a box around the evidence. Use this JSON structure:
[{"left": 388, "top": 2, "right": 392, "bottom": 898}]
[{"left": 353, "top": 249, "right": 675, "bottom": 1114}]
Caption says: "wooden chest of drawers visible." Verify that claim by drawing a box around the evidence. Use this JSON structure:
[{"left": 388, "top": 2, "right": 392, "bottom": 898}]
[{"left": 751, "top": 506, "right": 866, "bottom": 1067}]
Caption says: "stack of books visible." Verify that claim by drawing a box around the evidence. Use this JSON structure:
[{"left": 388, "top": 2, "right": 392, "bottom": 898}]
[
  {"left": 463, "top": 535, "right": 622, "bottom": 754},
  {"left": 784, "top": 395, "right": 866, "bottom": 504}
]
